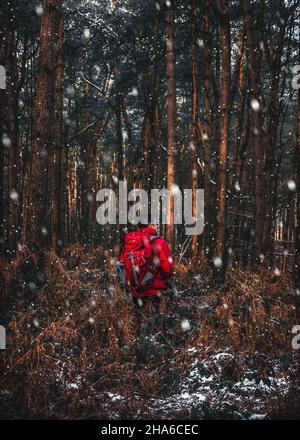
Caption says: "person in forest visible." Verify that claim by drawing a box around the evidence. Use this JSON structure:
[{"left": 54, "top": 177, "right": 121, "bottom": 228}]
[{"left": 116, "top": 224, "right": 174, "bottom": 326}]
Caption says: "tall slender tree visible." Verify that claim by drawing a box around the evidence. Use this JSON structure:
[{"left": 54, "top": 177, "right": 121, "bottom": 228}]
[
  {"left": 214, "top": 0, "right": 231, "bottom": 280},
  {"left": 243, "top": 0, "right": 265, "bottom": 265},
  {"left": 22, "top": 0, "right": 62, "bottom": 264},
  {"left": 166, "top": 0, "right": 177, "bottom": 251}
]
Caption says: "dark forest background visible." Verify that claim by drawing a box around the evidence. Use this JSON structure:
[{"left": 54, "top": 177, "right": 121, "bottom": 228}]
[
  {"left": 0, "top": 0, "right": 300, "bottom": 281},
  {"left": 1, "top": 0, "right": 300, "bottom": 420}
]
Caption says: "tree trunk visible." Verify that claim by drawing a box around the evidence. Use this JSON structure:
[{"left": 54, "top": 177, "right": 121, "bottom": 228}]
[
  {"left": 191, "top": 0, "right": 203, "bottom": 260},
  {"left": 214, "top": 0, "right": 231, "bottom": 281},
  {"left": 0, "top": 21, "right": 8, "bottom": 254},
  {"left": 203, "top": 0, "right": 213, "bottom": 259},
  {"left": 243, "top": 0, "right": 264, "bottom": 266},
  {"left": 262, "top": 27, "right": 285, "bottom": 266},
  {"left": 166, "top": 1, "right": 177, "bottom": 250},
  {"left": 22, "top": 0, "right": 62, "bottom": 265},
  {"left": 52, "top": 16, "right": 64, "bottom": 252},
  {"left": 295, "top": 37, "right": 300, "bottom": 286},
  {"left": 6, "top": 16, "right": 19, "bottom": 253}
]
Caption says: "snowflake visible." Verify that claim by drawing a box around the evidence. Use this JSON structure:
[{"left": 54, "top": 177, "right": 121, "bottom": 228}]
[
  {"left": 274, "top": 268, "right": 281, "bottom": 276},
  {"left": 130, "top": 87, "right": 138, "bottom": 97},
  {"left": 181, "top": 319, "right": 191, "bottom": 331},
  {"left": 213, "top": 256, "right": 222, "bottom": 268},
  {"left": 197, "top": 38, "right": 204, "bottom": 48},
  {"left": 83, "top": 28, "right": 91, "bottom": 39},
  {"left": 251, "top": 99, "right": 260, "bottom": 111},
  {"left": 234, "top": 181, "right": 241, "bottom": 192},
  {"left": 2, "top": 134, "right": 11, "bottom": 148},
  {"left": 35, "top": 4, "right": 43, "bottom": 16},
  {"left": 287, "top": 180, "right": 296, "bottom": 191},
  {"left": 171, "top": 184, "right": 180, "bottom": 195},
  {"left": 10, "top": 190, "right": 18, "bottom": 202}
]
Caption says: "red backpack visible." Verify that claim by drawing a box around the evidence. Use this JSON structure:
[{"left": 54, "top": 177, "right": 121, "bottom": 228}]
[{"left": 116, "top": 231, "right": 160, "bottom": 293}]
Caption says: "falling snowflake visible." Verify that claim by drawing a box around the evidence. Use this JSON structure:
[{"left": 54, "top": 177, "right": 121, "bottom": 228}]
[
  {"left": 130, "top": 87, "right": 138, "bottom": 97},
  {"left": 88, "top": 317, "right": 95, "bottom": 324},
  {"left": 10, "top": 190, "right": 18, "bottom": 202},
  {"left": 35, "top": 4, "right": 43, "bottom": 16},
  {"left": 165, "top": 0, "right": 171, "bottom": 7},
  {"left": 181, "top": 319, "right": 191, "bottom": 331},
  {"left": 234, "top": 182, "right": 241, "bottom": 192},
  {"left": 33, "top": 318, "right": 39, "bottom": 328},
  {"left": 112, "top": 175, "right": 119, "bottom": 184},
  {"left": 171, "top": 184, "right": 180, "bottom": 195},
  {"left": 41, "top": 226, "right": 48, "bottom": 236},
  {"left": 2, "top": 134, "right": 11, "bottom": 148},
  {"left": 274, "top": 268, "right": 281, "bottom": 276},
  {"left": 197, "top": 38, "right": 204, "bottom": 48},
  {"left": 287, "top": 180, "right": 296, "bottom": 192},
  {"left": 251, "top": 99, "right": 260, "bottom": 111},
  {"left": 83, "top": 28, "right": 91, "bottom": 39},
  {"left": 213, "top": 256, "right": 222, "bottom": 268}
]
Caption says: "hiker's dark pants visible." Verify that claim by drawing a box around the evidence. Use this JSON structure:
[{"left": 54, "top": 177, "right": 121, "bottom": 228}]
[
  {"left": 132, "top": 290, "right": 175, "bottom": 334},
  {"left": 132, "top": 295, "right": 161, "bottom": 315}
]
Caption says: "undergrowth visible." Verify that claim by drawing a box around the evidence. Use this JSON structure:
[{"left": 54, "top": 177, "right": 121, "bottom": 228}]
[{"left": 0, "top": 244, "right": 299, "bottom": 419}]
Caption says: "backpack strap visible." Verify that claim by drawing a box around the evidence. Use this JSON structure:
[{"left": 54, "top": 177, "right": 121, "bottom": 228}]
[{"left": 149, "top": 235, "right": 160, "bottom": 243}]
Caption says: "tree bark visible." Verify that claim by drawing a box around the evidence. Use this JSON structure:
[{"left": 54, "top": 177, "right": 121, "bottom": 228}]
[
  {"left": 22, "top": 0, "right": 62, "bottom": 264},
  {"left": 166, "top": 0, "right": 177, "bottom": 251},
  {"left": 243, "top": 0, "right": 265, "bottom": 265},
  {"left": 295, "top": 36, "right": 300, "bottom": 286},
  {"left": 6, "top": 15, "right": 20, "bottom": 253},
  {"left": 52, "top": 16, "right": 64, "bottom": 252},
  {"left": 191, "top": 0, "right": 203, "bottom": 259},
  {"left": 214, "top": 0, "right": 231, "bottom": 281}
]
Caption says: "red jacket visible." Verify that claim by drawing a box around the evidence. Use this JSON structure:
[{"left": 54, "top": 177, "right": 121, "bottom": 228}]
[{"left": 121, "top": 227, "right": 173, "bottom": 298}]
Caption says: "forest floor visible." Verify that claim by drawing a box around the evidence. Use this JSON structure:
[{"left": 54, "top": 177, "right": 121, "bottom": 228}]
[{"left": 0, "top": 244, "right": 300, "bottom": 419}]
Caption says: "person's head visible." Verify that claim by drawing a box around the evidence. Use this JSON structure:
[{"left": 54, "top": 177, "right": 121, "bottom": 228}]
[{"left": 147, "top": 223, "right": 159, "bottom": 234}]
